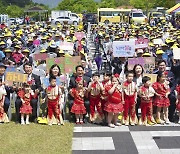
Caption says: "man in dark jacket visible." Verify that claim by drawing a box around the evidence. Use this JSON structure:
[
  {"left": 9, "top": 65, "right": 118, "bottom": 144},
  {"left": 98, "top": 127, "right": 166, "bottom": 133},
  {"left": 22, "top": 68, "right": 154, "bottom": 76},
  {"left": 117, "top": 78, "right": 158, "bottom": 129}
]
[
  {"left": 68, "top": 65, "right": 91, "bottom": 118},
  {"left": 15, "top": 62, "right": 42, "bottom": 123}
]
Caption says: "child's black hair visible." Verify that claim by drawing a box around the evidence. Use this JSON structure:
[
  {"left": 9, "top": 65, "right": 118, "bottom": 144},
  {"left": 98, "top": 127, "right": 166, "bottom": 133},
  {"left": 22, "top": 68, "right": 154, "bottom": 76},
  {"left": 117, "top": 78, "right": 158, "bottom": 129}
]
[
  {"left": 157, "top": 71, "right": 165, "bottom": 82},
  {"left": 103, "top": 71, "right": 112, "bottom": 77},
  {"left": 49, "top": 75, "right": 56, "bottom": 82},
  {"left": 92, "top": 72, "right": 100, "bottom": 77},
  {"left": 125, "top": 70, "right": 134, "bottom": 77},
  {"left": 142, "top": 76, "right": 151, "bottom": 84}
]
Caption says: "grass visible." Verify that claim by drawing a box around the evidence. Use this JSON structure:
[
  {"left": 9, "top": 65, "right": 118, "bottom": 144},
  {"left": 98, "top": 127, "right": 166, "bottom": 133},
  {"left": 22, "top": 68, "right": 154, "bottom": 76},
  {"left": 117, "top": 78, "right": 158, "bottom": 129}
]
[{"left": 0, "top": 122, "right": 74, "bottom": 154}]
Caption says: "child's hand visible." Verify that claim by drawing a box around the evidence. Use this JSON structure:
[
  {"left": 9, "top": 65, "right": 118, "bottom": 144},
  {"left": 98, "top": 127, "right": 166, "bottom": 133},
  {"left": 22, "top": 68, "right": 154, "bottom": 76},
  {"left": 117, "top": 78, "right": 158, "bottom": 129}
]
[{"left": 176, "top": 100, "right": 179, "bottom": 105}]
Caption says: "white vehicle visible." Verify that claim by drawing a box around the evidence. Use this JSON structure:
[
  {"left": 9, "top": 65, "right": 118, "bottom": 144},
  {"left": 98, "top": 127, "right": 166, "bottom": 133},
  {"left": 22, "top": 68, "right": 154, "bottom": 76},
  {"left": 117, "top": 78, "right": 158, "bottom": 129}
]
[
  {"left": 9, "top": 18, "right": 23, "bottom": 24},
  {"left": 51, "top": 10, "right": 80, "bottom": 25},
  {"left": 129, "top": 9, "right": 148, "bottom": 24},
  {"left": 52, "top": 16, "right": 73, "bottom": 25},
  {"left": 16, "top": 18, "right": 23, "bottom": 24},
  {"left": 9, "top": 18, "right": 16, "bottom": 24}
]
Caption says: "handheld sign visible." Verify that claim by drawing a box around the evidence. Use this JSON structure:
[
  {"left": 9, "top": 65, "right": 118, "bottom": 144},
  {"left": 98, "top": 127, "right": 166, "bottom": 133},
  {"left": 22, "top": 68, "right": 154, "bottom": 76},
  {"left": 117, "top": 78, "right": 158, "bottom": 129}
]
[
  {"left": 173, "top": 48, "right": 180, "bottom": 59},
  {"left": 34, "top": 53, "right": 49, "bottom": 61},
  {"left": 135, "top": 38, "right": 149, "bottom": 49},
  {"left": 59, "top": 42, "right": 74, "bottom": 51},
  {"left": 46, "top": 56, "right": 81, "bottom": 74},
  {"left": 128, "top": 57, "right": 155, "bottom": 73},
  {"left": 5, "top": 72, "right": 28, "bottom": 87},
  {"left": 42, "top": 77, "right": 63, "bottom": 89},
  {"left": 74, "top": 32, "right": 85, "bottom": 41},
  {"left": 113, "top": 40, "right": 135, "bottom": 57},
  {"left": 144, "top": 74, "right": 157, "bottom": 83},
  {"left": 153, "top": 39, "right": 163, "bottom": 45}
]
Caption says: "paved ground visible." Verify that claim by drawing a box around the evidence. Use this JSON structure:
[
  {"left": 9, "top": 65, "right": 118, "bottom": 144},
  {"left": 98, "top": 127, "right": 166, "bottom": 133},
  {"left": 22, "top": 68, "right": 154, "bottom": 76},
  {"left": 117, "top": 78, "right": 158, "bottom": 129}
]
[{"left": 72, "top": 123, "right": 180, "bottom": 154}]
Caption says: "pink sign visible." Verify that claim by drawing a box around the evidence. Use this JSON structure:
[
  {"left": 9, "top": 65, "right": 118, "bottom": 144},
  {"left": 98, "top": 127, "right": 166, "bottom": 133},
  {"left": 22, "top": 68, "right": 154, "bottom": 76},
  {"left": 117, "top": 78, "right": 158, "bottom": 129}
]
[
  {"left": 34, "top": 53, "right": 49, "bottom": 61},
  {"left": 74, "top": 32, "right": 85, "bottom": 41},
  {"left": 135, "top": 38, "right": 149, "bottom": 49},
  {"left": 59, "top": 42, "right": 74, "bottom": 50}
]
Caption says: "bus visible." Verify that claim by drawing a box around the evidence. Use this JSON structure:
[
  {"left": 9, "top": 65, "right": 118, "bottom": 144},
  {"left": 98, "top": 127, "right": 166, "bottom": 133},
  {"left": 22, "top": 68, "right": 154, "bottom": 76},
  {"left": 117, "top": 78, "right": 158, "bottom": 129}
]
[{"left": 97, "top": 8, "right": 131, "bottom": 24}]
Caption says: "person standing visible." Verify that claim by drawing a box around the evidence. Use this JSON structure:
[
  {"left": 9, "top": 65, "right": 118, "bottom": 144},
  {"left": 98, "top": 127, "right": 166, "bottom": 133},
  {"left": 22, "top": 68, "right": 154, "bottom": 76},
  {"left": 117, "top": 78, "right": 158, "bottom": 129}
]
[{"left": 15, "top": 62, "right": 42, "bottom": 123}]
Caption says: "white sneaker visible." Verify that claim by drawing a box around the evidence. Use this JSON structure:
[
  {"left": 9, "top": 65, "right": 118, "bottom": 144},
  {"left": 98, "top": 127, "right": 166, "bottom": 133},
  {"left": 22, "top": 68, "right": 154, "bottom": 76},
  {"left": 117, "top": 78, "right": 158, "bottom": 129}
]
[
  {"left": 48, "top": 123, "right": 52, "bottom": 126},
  {"left": 26, "top": 121, "right": 30, "bottom": 125},
  {"left": 108, "top": 123, "right": 115, "bottom": 128},
  {"left": 165, "top": 119, "right": 170, "bottom": 124},
  {"left": 178, "top": 120, "right": 180, "bottom": 124}
]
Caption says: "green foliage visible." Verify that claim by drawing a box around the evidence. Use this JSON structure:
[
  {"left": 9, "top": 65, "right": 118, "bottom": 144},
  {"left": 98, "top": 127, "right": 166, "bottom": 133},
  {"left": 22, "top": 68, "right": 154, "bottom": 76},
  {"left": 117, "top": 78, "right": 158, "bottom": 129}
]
[
  {"left": 6, "top": 5, "right": 24, "bottom": 17},
  {"left": 56, "top": 0, "right": 97, "bottom": 13},
  {"left": 2, "top": 0, "right": 32, "bottom": 7}
]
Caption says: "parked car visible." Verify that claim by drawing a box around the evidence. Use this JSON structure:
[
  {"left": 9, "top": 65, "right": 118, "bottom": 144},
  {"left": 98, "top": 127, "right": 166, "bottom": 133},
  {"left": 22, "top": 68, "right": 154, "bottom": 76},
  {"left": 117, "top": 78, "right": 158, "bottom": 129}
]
[
  {"left": 148, "top": 12, "right": 165, "bottom": 22},
  {"left": 52, "top": 16, "right": 73, "bottom": 25},
  {"left": 129, "top": 10, "right": 148, "bottom": 24}
]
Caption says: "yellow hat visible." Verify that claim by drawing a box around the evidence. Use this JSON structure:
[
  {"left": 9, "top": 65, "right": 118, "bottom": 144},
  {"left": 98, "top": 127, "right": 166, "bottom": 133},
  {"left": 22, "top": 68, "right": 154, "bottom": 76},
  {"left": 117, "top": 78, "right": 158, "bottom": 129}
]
[
  {"left": 40, "top": 49, "right": 47, "bottom": 53},
  {"left": 156, "top": 49, "right": 164, "bottom": 55},
  {"left": 15, "top": 45, "right": 21, "bottom": 49},
  {"left": 22, "top": 49, "right": 30, "bottom": 53},
  {"left": 143, "top": 52, "right": 151, "bottom": 57},
  {"left": 59, "top": 49, "right": 65, "bottom": 54},
  {"left": 64, "top": 53, "right": 72, "bottom": 57},
  {"left": 13, "top": 38, "right": 18, "bottom": 42},
  {"left": 148, "top": 42, "right": 155, "bottom": 47},
  {"left": 28, "top": 38, "right": 33, "bottom": 42},
  {"left": 0, "top": 41, "right": 5, "bottom": 45},
  {"left": 161, "top": 43, "right": 168, "bottom": 47},
  {"left": 5, "top": 48, "right": 12, "bottom": 52},
  {"left": 41, "top": 36, "right": 47, "bottom": 40}
]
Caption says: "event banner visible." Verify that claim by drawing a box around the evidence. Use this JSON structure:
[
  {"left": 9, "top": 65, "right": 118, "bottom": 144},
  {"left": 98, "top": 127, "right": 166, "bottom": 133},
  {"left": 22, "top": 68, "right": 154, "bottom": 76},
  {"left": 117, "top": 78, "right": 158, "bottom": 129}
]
[
  {"left": 46, "top": 56, "right": 81, "bottom": 73},
  {"left": 5, "top": 72, "right": 28, "bottom": 87},
  {"left": 135, "top": 38, "right": 149, "bottom": 49},
  {"left": 113, "top": 40, "right": 135, "bottom": 57},
  {"left": 143, "top": 74, "right": 157, "bottom": 83},
  {"left": 34, "top": 53, "right": 49, "bottom": 61},
  {"left": 128, "top": 57, "right": 155, "bottom": 73}
]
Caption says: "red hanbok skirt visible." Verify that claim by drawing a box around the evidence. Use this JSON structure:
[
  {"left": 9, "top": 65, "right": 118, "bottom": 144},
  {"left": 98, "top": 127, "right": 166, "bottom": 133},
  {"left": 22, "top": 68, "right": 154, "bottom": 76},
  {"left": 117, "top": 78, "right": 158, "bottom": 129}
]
[
  {"left": 20, "top": 103, "right": 32, "bottom": 114},
  {"left": 153, "top": 96, "right": 170, "bottom": 107},
  {"left": 71, "top": 100, "right": 86, "bottom": 114},
  {"left": 177, "top": 101, "right": 180, "bottom": 111},
  {"left": 104, "top": 101, "right": 123, "bottom": 113}
]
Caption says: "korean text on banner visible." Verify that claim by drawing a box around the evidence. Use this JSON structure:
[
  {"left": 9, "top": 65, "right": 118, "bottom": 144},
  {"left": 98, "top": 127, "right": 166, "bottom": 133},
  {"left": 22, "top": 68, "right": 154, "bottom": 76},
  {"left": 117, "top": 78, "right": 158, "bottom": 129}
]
[
  {"left": 113, "top": 40, "right": 135, "bottom": 57},
  {"left": 5, "top": 72, "right": 28, "bottom": 87}
]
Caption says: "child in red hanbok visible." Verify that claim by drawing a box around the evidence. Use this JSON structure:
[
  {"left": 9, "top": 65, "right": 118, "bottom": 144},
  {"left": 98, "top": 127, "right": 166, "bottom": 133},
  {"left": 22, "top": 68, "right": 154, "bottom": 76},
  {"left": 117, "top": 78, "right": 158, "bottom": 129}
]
[
  {"left": 70, "top": 77, "right": 87, "bottom": 124},
  {"left": 101, "top": 72, "right": 112, "bottom": 118},
  {"left": 46, "top": 76, "right": 62, "bottom": 126},
  {"left": 87, "top": 72, "right": 104, "bottom": 122},
  {"left": 138, "top": 76, "right": 156, "bottom": 126},
  {"left": 19, "top": 83, "right": 37, "bottom": 125},
  {"left": 122, "top": 71, "right": 137, "bottom": 126},
  {"left": 0, "top": 78, "right": 8, "bottom": 123},
  {"left": 104, "top": 74, "right": 124, "bottom": 128},
  {"left": 175, "top": 80, "right": 180, "bottom": 124},
  {"left": 152, "top": 72, "right": 170, "bottom": 124}
]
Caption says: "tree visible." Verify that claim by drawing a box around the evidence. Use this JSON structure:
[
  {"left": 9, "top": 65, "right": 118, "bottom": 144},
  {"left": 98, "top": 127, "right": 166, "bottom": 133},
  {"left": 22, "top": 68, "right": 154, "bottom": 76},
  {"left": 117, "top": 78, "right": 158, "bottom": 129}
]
[
  {"left": 0, "top": 0, "right": 7, "bottom": 14},
  {"left": 56, "top": 0, "right": 97, "bottom": 13},
  {"left": 98, "top": 0, "right": 116, "bottom": 8},
  {"left": 6, "top": 5, "right": 24, "bottom": 17},
  {"left": 2, "top": 0, "right": 33, "bottom": 7},
  {"left": 115, "top": 0, "right": 130, "bottom": 7}
]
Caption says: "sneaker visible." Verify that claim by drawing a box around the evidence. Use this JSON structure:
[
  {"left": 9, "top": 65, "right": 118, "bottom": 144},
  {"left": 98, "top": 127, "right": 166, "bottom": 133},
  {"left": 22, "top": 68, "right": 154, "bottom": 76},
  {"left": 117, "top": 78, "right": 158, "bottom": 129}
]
[
  {"left": 114, "top": 122, "right": 121, "bottom": 126},
  {"left": 125, "top": 121, "right": 129, "bottom": 126},
  {"left": 156, "top": 118, "right": 164, "bottom": 124},
  {"left": 130, "top": 122, "right": 135, "bottom": 126},
  {"left": 26, "top": 121, "right": 30, "bottom": 125},
  {"left": 80, "top": 119, "right": 83, "bottom": 124},
  {"left": 165, "top": 119, "right": 170, "bottom": 124},
  {"left": 178, "top": 120, "right": 180, "bottom": 124},
  {"left": 48, "top": 123, "right": 52, "bottom": 126},
  {"left": 108, "top": 123, "right": 115, "bottom": 128}
]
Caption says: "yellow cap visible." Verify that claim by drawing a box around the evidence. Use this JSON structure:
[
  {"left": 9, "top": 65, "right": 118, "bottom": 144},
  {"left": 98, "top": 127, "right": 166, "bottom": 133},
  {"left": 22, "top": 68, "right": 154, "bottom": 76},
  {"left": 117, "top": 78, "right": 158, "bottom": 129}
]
[
  {"left": 143, "top": 52, "right": 151, "bottom": 57},
  {"left": 59, "top": 49, "right": 65, "bottom": 54},
  {"left": 22, "top": 49, "right": 30, "bottom": 53},
  {"left": 5, "top": 48, "right": 12, "bottom": 52},
  {"left": 64, "top": 53, "right": 72, "bottom": 57},
  {"left": 156, "top": 49, "right": 164, "bottom": 55},
  {"left": 40, "top": 49, "right": 47, "bottom": 53},
  {"left": 0, "top": 41, "right": 5, "bottom": 45}
]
